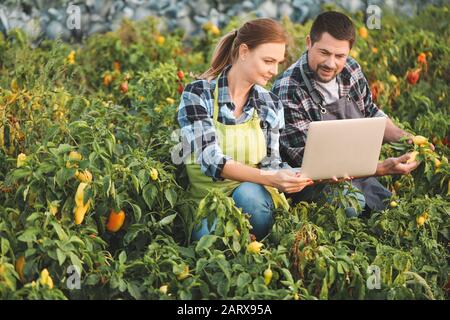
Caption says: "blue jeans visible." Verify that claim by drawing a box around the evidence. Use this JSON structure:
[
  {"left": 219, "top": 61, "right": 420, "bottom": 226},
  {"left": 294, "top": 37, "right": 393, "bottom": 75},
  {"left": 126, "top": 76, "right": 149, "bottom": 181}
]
[
  {"left": 330, "top": 185, "right": 366, "bottom": 218},
  {"left": 192, "top": 182, "right": 274, "bottom": 241},
  {"left": 290, "top": 183, "right": 366, "bottom": 218}
]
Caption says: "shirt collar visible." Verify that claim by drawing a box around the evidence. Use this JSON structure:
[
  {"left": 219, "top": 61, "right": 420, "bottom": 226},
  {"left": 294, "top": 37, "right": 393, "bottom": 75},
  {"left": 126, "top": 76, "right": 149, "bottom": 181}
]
[
  {"left": 216, "top": 65, "right": 233, "bottom": 104},
  {"left": 216, "top": 65, "right": 260, "bottom": 111}
]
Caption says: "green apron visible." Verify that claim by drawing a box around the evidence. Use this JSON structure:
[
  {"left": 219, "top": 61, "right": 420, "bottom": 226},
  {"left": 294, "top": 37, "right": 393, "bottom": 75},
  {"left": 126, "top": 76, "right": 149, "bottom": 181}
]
[{"left": 185, "top": 76, "right": 289, "bottom": 211}]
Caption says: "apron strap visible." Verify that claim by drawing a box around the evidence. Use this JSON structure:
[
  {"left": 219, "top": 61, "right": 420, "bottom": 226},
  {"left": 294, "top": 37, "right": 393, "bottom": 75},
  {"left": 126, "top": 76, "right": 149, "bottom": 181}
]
[
  {"left": 213, "top": 76, "right": 220, "bottom": 121},
  {"left": 299, "top": 63, "right": 327, "bottom": 115},
  {"left": 251, "top": 102, "right": 258, "bottom": 120}
]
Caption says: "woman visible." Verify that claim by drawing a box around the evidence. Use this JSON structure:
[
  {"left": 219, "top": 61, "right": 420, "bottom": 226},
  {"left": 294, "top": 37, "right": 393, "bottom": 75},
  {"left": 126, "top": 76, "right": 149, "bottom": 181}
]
[{"left": 177, "top": 18, "right": 313, "bottom": 241}]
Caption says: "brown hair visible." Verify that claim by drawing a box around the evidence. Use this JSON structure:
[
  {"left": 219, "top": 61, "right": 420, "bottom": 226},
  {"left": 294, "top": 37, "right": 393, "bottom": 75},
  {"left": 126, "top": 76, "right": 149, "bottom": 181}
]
[
  {"left": 200, "top": 18, "right": 288, "bottom": 80},
  {"left": 310, "top": 11, "right": 356, "bottom": 48}
]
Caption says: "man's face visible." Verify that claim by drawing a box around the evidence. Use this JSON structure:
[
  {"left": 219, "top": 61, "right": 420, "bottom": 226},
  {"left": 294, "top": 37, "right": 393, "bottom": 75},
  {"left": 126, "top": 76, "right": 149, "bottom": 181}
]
[{"left": 306, "top": 32, "right": 351, "bottom": 83}]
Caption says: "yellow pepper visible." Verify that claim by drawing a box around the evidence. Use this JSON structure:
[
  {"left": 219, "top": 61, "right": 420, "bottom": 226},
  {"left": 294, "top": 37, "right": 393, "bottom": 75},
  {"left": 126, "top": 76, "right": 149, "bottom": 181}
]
[
  {"left": 150, "top": 168, "right": 158, "bottom": 181},
  {"left": 17, "top": 153, "right": 27, "bottom": 167},
  {"left": 75, "top": 169, "right": 93, "bottom": 183},
  {"left": 412, "top": 135, "right": 428, "bottom": 146},
  {"left": 177, "top": 265, "right": 190, "bottom": 280},
  {"left": 263, "top": 266, "right": 273, "bottom": 285},
  {"left": 39, "top": 268, "right": 54, "bottom": 289},
  {"left": 247, "top": 241, "right": 263, "bottom": 254},
  {"left": 15, "top": 256, "right": 25, "bottom": 282}
]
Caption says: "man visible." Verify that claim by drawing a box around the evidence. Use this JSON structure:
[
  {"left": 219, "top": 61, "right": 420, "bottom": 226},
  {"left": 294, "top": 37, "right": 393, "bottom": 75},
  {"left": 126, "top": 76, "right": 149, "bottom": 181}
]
[{"left": 272, "top": 11, "right": 422, "bottom": 215}]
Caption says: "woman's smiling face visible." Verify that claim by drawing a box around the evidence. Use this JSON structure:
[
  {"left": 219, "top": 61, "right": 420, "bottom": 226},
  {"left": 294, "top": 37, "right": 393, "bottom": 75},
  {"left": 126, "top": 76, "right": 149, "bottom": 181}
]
[{"left": 238, "top": 42, "right": 286, "bottom": 86}]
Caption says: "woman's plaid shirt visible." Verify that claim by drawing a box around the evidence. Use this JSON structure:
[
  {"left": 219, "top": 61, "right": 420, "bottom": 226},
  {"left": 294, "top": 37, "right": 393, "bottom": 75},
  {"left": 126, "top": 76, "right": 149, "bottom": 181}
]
[
  {"left": 176, "top": 65, "right": 290, "bottom": 181},
  {"left": 272, "top": 51, "right": 387, "bottom": 167}
]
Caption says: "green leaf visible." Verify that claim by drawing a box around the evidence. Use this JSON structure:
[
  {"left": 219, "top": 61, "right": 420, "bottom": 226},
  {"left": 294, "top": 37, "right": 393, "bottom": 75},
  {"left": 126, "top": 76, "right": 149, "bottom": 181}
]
[
  {"left": 55, "top": 168, "right": 75, "bottom": 188},
  {"left": 127, "top": 282, "right": 142, "bottom": 300},
  {"left": 1, "top": 238, "right": 10, "bottom": 255},
  {"left": 142, "top": 184, "right": 157, "bottom": 209},
  {"left": 119, "top": 279, "right": 127, "bottom": 292},
  {"left": 105, "top": 139, "right": 114, "bottom": 156},
  {"left": 281, "top": 268, "right": 294, "bottom": 284},
  {"left": 328, "top": 266, "right": 336, "bottom": 286},
  {"left": 123, "top": 224, "right": 147, "bottom": 245},
  {"left": 119, "top": 251, "right": 127, "bottom": 264},
  {"left": 26, "top": 212, "right": 42, "bottom": 223},
  {"left": 110, "top": 181, "right": 117, "bottom": 200},
  {"left": 12, "top": 168, "right": 32, "bottom": 180},
  {"left": 195, "top": 235, "right": 218, "bottom": 252},
  {"left": 56, "top": 248, "right": 67, "bottom": 265},
  {"left": 217, "top": 278, "right": 230, "bottom": 298},
  {"left": 38, "top": 162, "right": 56, "bottom": 174},
  {"left": 158, "top": 213, "right": 177, "bottom": 227},
  {"left": 23, "top": 184, "right": 30, "bottom": 201},
  {"left": 52, "top": 221, "right": 68, "bottom": 241},
  {"left": 68, "top": 235, "right": 85, "bottom": 247},
  {"left": 232, "top": 239, "right": 241, "bottom": 253},
  {"left": 319, "top": 278, "right": 328, "bottom": 300},
  {"left": 131, "top": 175, "right": 140, "bottom": 193},
  {"left": 57, "top": 144, "right": 73, "bottom": 154},
  {"left": 86, "top": 274, "right": 100, "bottom": 285},
  {"left": 337, "top": 262, "right": 345, "bottom": 274},
  {"left": 236, "top": 272, "right": 251, "bottom": 288},
  {"left": 18, "top": 228, "right": 39, "bottom": 242},
  {"left": 103, "top": 176, "right": 111, "bottom": 197},
  {"left": 138, "top": 169, "right": 149, "bottom": 189},
  {"left": 217, "top": 259, "right": 231, "bottom": 280},
  {"left": 336, "top": 208, "right": 346, "bottom": 231},
  {"left": 164, "top": 188, "right": 177, "bottom": 207},
  {"left": 128, "top": 202, "right": 142, "bottom": 222},
  {"left": 225, "top": 220, "right": 235, "bottom": 235},
  {"left": 69, "top": 252, "right": 83, "bottom": 276},
  {"left": 393, "top": 253, "right": 412, "bottom": 272}
]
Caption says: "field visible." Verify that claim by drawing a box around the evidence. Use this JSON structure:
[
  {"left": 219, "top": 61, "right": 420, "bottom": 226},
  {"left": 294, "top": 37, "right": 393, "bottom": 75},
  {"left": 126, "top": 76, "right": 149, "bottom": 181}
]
[{"left": 0, "top": 6, "right": 449, "bottom": 300}]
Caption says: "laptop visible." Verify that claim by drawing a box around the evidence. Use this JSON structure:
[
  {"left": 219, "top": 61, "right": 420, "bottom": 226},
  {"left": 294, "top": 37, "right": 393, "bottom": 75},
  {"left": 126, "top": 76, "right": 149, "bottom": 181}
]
[{"left": 294, "top": 117, "right": 387, "bottom": 180}]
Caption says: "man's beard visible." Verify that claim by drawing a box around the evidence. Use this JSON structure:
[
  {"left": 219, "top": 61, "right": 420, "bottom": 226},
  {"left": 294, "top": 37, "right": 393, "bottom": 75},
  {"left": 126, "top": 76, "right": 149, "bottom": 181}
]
[{"left": 313, "top": 65, "right": 337, "bottom": 83}]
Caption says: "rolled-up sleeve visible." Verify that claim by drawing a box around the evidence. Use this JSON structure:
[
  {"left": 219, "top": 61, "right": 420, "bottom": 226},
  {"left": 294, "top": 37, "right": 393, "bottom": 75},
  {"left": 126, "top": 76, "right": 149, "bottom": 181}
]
[{"left": 177, "top": 84, "right": 231, "bottom": 181}]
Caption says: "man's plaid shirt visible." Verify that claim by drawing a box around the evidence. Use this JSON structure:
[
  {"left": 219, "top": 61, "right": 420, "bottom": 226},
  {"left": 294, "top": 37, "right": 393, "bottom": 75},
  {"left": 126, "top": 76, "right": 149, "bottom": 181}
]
[
  {"left": 272, "top": 51, "right": 387, "bottom": 167},
  {"left": 177, "top": 65, "right": 289, "bottom": 181}
]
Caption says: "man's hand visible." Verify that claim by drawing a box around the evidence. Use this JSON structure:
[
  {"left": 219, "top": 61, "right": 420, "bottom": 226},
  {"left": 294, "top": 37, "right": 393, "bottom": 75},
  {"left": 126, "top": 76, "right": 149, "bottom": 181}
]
[
  {"left": 406, "top": 135, "right": 435, "bottom": 151},
  {"left": 376, "top": 153, "right": 420, "bottom": 176}
]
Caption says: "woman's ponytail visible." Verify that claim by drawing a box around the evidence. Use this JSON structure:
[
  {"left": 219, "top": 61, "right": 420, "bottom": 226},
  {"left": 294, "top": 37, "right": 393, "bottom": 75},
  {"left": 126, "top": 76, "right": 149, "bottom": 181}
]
[
  {"left": 200, "top": 30, "right": 238, "bottom": 80},
  {"left": 199, "top": 19, "right": 287, "bottom": 81}
]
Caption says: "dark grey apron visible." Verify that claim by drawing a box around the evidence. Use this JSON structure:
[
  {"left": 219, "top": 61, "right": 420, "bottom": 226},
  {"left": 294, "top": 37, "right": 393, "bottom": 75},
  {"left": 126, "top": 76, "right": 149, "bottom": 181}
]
[{"left": 292, "top": 66, "right": 391, "bottom": 211}]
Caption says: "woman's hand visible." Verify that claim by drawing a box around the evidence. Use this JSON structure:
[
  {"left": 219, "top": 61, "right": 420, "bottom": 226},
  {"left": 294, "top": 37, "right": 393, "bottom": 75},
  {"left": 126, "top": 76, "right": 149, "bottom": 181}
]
[
  {"left": 267, "top": 169, "right": 313, "bottom": 193},
  {"left": 302, "top": 174, "right": 354, "bottom": 185}
]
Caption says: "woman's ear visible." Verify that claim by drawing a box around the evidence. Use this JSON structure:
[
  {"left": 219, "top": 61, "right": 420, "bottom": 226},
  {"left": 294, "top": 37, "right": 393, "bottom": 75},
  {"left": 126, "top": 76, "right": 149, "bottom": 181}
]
[{"left": 238, "top": 43, "right": 249, "bottom": 61}]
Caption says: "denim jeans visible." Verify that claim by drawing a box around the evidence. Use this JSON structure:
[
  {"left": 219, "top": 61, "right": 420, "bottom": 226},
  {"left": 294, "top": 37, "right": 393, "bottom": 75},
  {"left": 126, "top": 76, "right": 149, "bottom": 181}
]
[
  {"left": 191, "top": 182, "right": 274, "bottom": 241},
  {"left": 289, "top": 183, "right": 366, "bottom": 218}
]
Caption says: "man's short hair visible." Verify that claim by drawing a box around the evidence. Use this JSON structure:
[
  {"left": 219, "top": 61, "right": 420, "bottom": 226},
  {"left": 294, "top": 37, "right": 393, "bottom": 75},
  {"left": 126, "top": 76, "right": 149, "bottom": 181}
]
[{"left": 310, "top": 11, "right": 356, "bottom": 48}]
